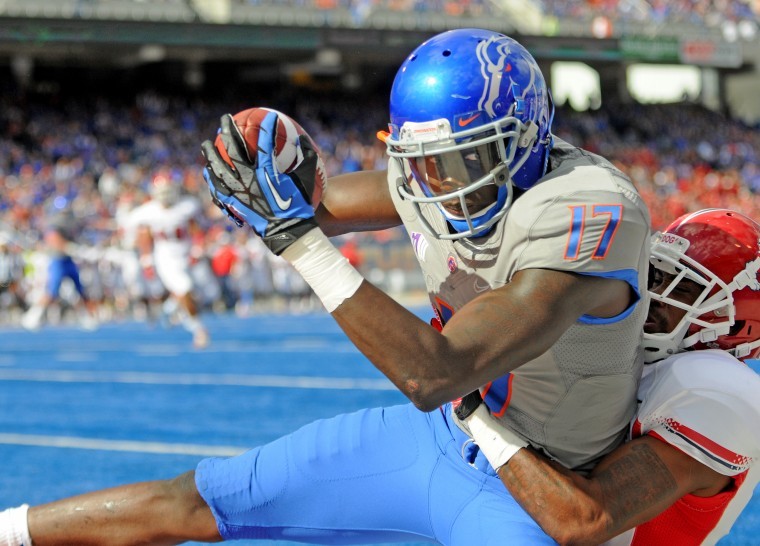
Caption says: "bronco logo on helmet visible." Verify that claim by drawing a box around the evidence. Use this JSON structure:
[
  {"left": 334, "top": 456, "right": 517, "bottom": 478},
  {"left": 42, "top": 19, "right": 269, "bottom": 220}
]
[{"left": 385, "top": 28, "right": 554, "bottom": 240}]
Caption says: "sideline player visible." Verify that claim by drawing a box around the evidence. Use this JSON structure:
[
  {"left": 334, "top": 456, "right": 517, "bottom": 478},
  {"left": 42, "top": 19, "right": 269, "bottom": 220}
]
[
  {"left": 458, "top": 208, "right": 760, "bottom": 546},
  {"left": 125, "top": 171, "right": 210, "bottom": 348},
  {"left": 111, "top": 187, "right": 167, "bottom": 321},
  {"left": 0, "top": 29, "right": 650, "bottom": 545},
  {"left": 20, "top": 210, "right": 99, "bottom": 331}
]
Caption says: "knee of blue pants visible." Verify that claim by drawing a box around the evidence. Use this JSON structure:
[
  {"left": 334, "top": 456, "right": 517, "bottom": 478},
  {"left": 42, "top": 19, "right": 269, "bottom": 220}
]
[
  {"left": 195, "top": 403, "right": 555, "bottom": 545},
  {"left": 195, "top": 405, "right": 440, "bottom": 541}
]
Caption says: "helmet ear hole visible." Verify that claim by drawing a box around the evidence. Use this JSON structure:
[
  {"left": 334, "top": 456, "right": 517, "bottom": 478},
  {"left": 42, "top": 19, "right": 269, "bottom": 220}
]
[{"left": 729, "top": 320, "right": 746, "bottom": 337}]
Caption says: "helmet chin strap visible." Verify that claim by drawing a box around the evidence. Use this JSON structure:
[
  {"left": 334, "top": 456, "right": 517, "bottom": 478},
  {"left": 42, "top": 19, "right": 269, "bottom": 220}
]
[
  {"left": 681, "top": 320, "right": 732, "bottom": 348},
  {"left": 642, "top": 321, "right": 690, "bottom": 363},
  {"left": 706, "top": 256, "right": 760, "bottom": 360},
  {"left": 440, "top": 200, "right": 498, "bottom": 222},
  {"left": 730, "top": 256, "right": 760, "bottom": 291},
  {"left": 731, "top": 339, "right": 760, "bottom": 359}
]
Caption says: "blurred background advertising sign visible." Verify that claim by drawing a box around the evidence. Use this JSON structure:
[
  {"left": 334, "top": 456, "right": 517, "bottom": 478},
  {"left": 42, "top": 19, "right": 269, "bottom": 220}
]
[
  {"left": 620, "top": 36, "right": 680, "bottom": 62},
  {"left": 621, "top": 36, "right": 742, "bottom": 68},
  {"left": 679, "top": 39, "right": 743, "bottom": 68}
]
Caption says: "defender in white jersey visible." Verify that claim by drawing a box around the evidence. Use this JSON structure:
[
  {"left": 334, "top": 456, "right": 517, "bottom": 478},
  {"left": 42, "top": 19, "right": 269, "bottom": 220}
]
[
  {"left": 459, "top": 208, "right": 760, "bottom": 545},
  {"left": 0, "top": 30, "right": 650, "bottom": 546},
  {"left": 125, "top": 172, "right": 210, "bottom": 348}
]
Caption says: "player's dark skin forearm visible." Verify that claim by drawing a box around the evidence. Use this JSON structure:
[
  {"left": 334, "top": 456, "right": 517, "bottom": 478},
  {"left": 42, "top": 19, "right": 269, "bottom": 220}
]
[
  {"left": 496, "top": 436, "right": 731, "bottom": 546},
  {"left": 331, "top": 271, "right": 624, "bottom": 411},
  {"left": 316, "top": 170, "right": 402, "bottom": 237},
  {"left": 315, "top": 171, "right": 632, "bottom": 411}
]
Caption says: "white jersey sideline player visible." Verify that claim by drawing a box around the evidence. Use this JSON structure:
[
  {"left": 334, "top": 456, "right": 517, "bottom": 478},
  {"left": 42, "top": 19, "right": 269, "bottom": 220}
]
[{"left": 125, "top": 172, "right": 210, "bottom": 348}]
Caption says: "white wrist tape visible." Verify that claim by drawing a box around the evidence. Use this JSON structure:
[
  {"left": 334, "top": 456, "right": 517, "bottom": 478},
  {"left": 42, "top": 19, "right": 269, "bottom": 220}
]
[
  {"left": 281, "top": 228, "right": 364, "bottom": 313},
  {"left": 467, "top": 405, "right": 528, "bottom": 470},
  {"left": 0, "top": 504, "right": 32, "bottom": 546}
]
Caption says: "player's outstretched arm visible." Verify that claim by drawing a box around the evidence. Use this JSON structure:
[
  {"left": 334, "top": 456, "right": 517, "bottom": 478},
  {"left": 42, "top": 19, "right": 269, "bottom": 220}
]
[
  {"left": 201, "top": 110, "right": 400, "bottom": 243},
  {"left": 202, "top": 110, "right": 630, "bottom": 410},
  {"left": 457, "top": 392, "right": 730, "bottom": 546}
]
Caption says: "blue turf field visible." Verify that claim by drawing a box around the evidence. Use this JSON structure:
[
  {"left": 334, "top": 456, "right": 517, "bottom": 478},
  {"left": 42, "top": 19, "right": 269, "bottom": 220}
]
[{"left": 1, "top": 311, "right": 758, "bottom": 546}]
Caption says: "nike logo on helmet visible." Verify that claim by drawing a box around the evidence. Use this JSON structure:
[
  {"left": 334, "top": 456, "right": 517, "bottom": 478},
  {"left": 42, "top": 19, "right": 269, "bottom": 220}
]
[
  {"left": 264, "top": 170, "right": 293, "bottom": 210},
  {"left": 458, "top": 113, "right": 481, "bottom": 127}
]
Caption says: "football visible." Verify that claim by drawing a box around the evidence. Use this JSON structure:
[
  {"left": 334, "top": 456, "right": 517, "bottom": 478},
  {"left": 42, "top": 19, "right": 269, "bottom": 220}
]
[{"left": 214, "top": 106, "right": 326, "bottom": 207}]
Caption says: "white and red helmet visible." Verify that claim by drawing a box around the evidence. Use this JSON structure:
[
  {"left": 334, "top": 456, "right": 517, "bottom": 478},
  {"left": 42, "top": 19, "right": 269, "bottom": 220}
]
[
  {"left": 644, "top": 209, "right": 760, "bottom": 362},
  {"left": 150, "top": 171, "right": 179, "bottom": 206}
]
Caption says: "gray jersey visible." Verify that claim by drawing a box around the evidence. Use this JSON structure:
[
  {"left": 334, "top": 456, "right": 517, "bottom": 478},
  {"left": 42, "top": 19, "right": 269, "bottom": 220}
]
[{"left": 389, "top": 137, "right": 651, "bottom": 470}]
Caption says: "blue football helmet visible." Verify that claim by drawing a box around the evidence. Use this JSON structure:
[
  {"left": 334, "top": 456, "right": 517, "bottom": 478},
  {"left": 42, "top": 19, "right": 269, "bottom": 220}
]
[{"left": 386, "top": 28, "right": 554, "bottom": 239}]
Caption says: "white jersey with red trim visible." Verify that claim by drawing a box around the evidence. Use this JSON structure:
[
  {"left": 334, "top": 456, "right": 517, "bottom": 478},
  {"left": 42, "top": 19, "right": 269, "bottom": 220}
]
[
  {"left": 617, "top": 350, "right": 760, "bottom": 545},
  {"left": 126, "top": 196, "right": 200, "bottom": 262},
  {"left": 124, "top": 196, "right": 201, "bottom": 296}
]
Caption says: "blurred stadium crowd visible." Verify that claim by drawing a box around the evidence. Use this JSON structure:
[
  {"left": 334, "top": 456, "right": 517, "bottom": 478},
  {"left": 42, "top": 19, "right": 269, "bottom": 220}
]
[
  {"left": 538, "top": 0, "right": 759, "bottom": 24},
  {"left": 232, "top": 0, "right": 760, "bottom": 26},
  {"left": 0, "top": 84, "right": 758, "bottom": 327},
  {"left": 245, "top": 0, "right": 760, "bottom": 21}
]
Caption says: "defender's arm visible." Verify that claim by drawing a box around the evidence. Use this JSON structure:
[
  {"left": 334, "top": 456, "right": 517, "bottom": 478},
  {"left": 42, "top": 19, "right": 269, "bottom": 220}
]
[{"left": 496, "top": 435, "right": 730, "bottom": 546}]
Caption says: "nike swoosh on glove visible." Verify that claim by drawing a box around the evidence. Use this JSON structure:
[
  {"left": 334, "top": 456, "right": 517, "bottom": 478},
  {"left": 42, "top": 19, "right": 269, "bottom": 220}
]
[{"left": 201, "top": 111, "right": 320, "bottom": 255}]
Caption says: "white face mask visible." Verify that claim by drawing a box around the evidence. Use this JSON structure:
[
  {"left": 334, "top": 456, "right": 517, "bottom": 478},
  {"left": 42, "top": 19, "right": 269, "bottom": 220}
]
[
  {"left": 643, "top": 232, "right": 737, "bottom": 363},
  {"left": 386, "top": 118, "right": 532, "bottom": 240}
]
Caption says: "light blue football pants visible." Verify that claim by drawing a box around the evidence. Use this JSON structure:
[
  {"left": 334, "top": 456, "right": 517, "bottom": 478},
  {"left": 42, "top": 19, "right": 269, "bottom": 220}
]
[{"left": 195, "top": 403, "right": 557, "bottom": 545}]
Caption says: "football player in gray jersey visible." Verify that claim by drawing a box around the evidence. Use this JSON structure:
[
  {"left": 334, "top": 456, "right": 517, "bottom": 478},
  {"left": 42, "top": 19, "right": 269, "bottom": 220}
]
[{"left": 0, "top": 29, "right": 651, "bottom": 546}]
